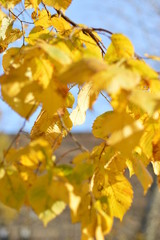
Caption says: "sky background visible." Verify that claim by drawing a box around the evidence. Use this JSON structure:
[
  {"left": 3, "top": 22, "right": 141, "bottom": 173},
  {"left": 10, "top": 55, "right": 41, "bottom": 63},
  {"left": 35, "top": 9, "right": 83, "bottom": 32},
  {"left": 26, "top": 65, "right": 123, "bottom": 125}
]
[{"left": 0, "top": 0, "right": 160, "bottom": 133}]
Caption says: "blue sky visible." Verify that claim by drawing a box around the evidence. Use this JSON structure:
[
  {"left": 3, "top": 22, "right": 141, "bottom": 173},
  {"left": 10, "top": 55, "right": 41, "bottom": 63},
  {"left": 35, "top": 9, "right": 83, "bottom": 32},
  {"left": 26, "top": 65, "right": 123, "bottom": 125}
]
[{"left": 0, "top": 0, "right": 160, "bottom": 133}]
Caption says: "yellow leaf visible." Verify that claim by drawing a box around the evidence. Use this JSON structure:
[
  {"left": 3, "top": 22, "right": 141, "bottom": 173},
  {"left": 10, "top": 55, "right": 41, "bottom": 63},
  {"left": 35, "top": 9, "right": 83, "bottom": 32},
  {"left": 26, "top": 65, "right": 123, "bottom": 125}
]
[
  {"left": 29, "top": 172, "right": 81, "bottom": 222},
  {"left": 37, "top": 40, "right": 72, "bottom": 66},
  {"left": 127, "top": 153, "right": 153, "bottom": 194},
  {"left": 0, "top": 0, "right": 21, "bottom": 8},
  {"left": 0, "top": 17, "right": 23, "bottom": 53},
  {"left": 152, "top": 132, "right": 160, "bottom": 175},
  {"left": 104, "top": 33, "right": 134, "bottom": 63},
  {"left": 2, "top": 47, "right": 20, "bottom": 72},
  {"left": 93, "top": 111, "right": 144, "bottom": 156},
  {"left": 36, "top": 79, "right": 68, "bottom": 115},
  {"left": 140, "top": 124, "right": 156, "bottom": 159},
  {"left": 0, "top": 50, "right": 55, "bottom": 117},
  {"left": 72, "top": 183, "right": 113, "bottom": 240},
  {"left": 91, "top": 64, "right": 140, "bottom": 95},
  {"left": 152, "top": 161, "right": 160, "bottom": 176},
  {"left": 31, "top": 108, "right": 72, "bottom": 150},
  {"left": 0, "top": 10, "right": 6, "bottom": 24},
  {"left": 70, "top": 26, "right": 102, "bottom": 58},
  {"left": 5, "top": 138, "right": 53, "bottom": 182},
  {"left": 126, "top": 59, "right": 158, "bottom": 80},
  {"left": 28, "top": 174, "right": 66, "bottom": 226},
  {"left": 51, "top": 14, "right": 72, "bottom": 33},
  {"left": 25, "top": 0, "right": 40, "bottom": 10},
  {"left": 43, "top": 0, "right": 72, "bottom": 10},
  {"left": 70, "top": 83, "right": 97, "bottom": 126},
  {"left": 0, "top": 64, "right": 38, "bottom": 118},
  {"left": 93, "top": 170, "right": 133, "bottom": 220},
  {"left": 129, "top": 90, "right": 160, "bottom": 116},
  {"left": 59, "top": 58, "right": 107, "bottom": 84},
  {"left": 25, "top": 26, "right": 50, "bottom": 45},
  {"left": 34, "top": 9, "right": 52, "bottom": 28},
  {"left": 0, "top": 171, "right": 26, "bottom": 210}
]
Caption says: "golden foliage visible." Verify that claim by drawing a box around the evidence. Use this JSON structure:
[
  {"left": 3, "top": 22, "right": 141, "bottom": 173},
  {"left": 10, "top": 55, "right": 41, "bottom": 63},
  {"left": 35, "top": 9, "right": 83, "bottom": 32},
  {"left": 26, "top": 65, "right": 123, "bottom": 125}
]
[{"left": 0, "top": 2, "right": 160, "bottom": 239}]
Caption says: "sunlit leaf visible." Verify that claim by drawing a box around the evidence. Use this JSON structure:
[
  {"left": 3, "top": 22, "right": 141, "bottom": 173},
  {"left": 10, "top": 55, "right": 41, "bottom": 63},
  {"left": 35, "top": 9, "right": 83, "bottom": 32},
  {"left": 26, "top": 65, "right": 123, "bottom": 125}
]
[
  {"left": 43, "top": 0, "right": 72, "bottom": 11},
  {"left": 72, "top": 183, "right": 113, "bottom": 240},
  {"left": 0, "top": 0, "right": 21, "bottom": 8},
  {"left": 59, "top": 58, "right": 107, "bottom": 84},
  {"left": 25, "top": 0, "right": 40, "bottom": 10},
  {"left": 5, "top": 138, "right": 52, "bottom": 175},
  {"left": 93, "top": 170, "right": 133, "bottom": 220},
  {"left": 127, "top": 152, "right": 153, "bottom": 194},
  {"left": 152, "top": 132, "right": 160, "bottom": 175},
  {"left": 93, "top": 111, "right": 144, "bottom": 156},
  {"left": 37, "top": 40, "right": 72, "bottom": 66},
  {"left": 104, "top": 33, "right": 134, "bottom": 63},
  {"left": 126, "top": 59, "right": 158, "bottom": 80},
  {"left": 31, "top": 108, "right": 72, "bottom": 150},
  {"left": 34, "top": 9, "right": 52, "bottom": 28},
  {"left": 70, "top": 83, "right": 98, "bottom": 126},
  {"left": 129, "top": 90, "right": 160, "bottom": 116},
  {"left": 0, "top": 171, "right": 26, "bottom": 210},
  {"left": 51, "top": 14, "right": 72, "bottom": 33},
  {"left": 25, "top": 26, "right": 50, "bottom": 45},
  {"left": 91, "top": 64, "right": 140, "bottom": 95},
  {"left": 0, "top": 17, "right": 23, "bottom": 53}
]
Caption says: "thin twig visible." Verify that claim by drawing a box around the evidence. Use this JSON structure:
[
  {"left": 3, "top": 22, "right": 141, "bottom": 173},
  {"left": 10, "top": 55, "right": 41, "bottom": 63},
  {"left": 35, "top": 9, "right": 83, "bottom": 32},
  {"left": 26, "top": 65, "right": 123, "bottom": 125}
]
[
  {"left": 9, "top": 9, "right": 34, "bottom": 24},
  {"left": 91, "top": 27, "right": 113, "bottom": 35},
  {"left": 100, "top": 92, "right": 110, "bottom": 104},
  {"left": 56, "top": 147, "right": 80, "bottom": 164}
]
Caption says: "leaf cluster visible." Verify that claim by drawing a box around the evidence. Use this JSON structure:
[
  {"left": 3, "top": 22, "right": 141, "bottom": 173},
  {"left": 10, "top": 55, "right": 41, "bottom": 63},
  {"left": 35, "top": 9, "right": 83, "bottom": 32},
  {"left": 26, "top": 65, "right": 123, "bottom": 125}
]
[{"left": 0, "top": 1, "right": 160, "bottom": 239}]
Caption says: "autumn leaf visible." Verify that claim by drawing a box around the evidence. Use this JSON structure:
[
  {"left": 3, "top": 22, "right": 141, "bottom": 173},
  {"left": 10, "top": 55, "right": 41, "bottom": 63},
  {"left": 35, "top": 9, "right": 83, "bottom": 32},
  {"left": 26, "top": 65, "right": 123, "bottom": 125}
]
[
  {"left": 25, "top": 26, "right": 50, "bottom": 45},
  {"left": 93, "top": 111, "right": 144, "bottom": 156},
  {"left": 104, "top": 33, "right": 134, "bottom": 63},
  {"left": 93, "top": 169, "right": 133, "bottom": 220},
  {"left": 127, "top": 152, "right": 153, "bottom": 194},
  {"left": 70, "top": 82, "right": 98, "bottom": 126},
  {"left": 28, "top": 174, "right": 66, "bottom": 226},
  {"left": 129, "top": 90, "right": 160, "bottom": 116},
  {"left": 72, "top": 182, "right": 113, "bottom": 240},
  {"left": 31, "top": 108, "right": 72, "bottom": 150},
  {"left": 0, "top": 0, "right": 21, "bottom": 8},
  {"left": 0, "top": 171, "right": 26, "bottom": 210},
  {"left": 152, "top": 132, "right": 160, "bottom": 175},
  {"left": 5, "top": 138, "right": 53, "bottom": 186},
  {"left": 43, "top": 0, "right": 72, "bottom": 11},
  {"left": 126, "top": 59, "right": 158, "bottom": 80},
  {"left": 37, "top": 40, "right": 72, "bottom": 66},
  {"left": 25, "top": 0, "right": 40, "bottom": 10},
  {"left": 59, "top": 58, "right": 107, "bottom": 84},
  {"left": 0, "top": 17, "right": 23, "bottom": 53},
  {"left": 51, "top": 14, "right": 72, "bottom": 33},
  {"left": 91, "top": 64, "right": 140, "bottom": 95},
  {"left": 34, "top": 9, "right": 52, "bottom": 28}
]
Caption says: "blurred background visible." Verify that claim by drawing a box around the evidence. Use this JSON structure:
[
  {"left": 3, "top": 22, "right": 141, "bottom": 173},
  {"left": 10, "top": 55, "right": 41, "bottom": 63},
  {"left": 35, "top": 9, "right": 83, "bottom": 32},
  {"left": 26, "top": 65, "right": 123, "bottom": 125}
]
[{"left": 0, "top": 1, "right": 160, "bottom": 239}]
